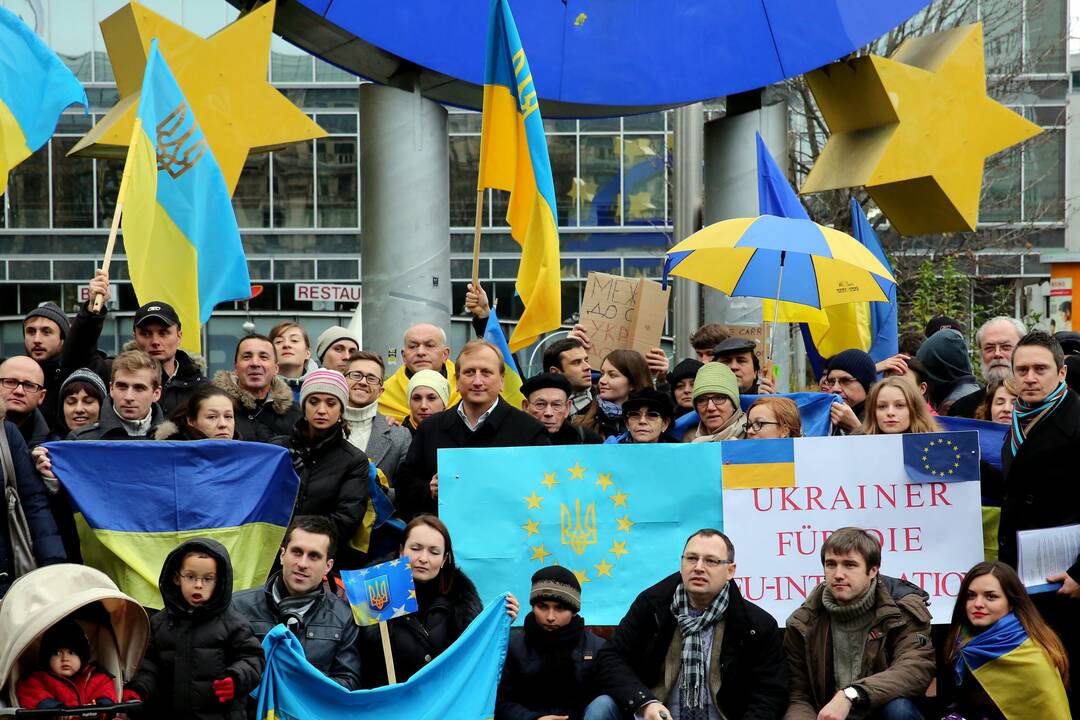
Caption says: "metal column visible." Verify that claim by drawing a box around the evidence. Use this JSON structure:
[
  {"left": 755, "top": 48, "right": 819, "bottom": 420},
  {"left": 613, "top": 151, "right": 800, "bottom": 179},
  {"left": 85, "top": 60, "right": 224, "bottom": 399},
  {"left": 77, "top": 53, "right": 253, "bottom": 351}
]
[
  {"left": 359, "top": 82, "right": 451, "bottom": 375},
  {"left": 672, "top": 103, "right": 704, "bottom": 361}
]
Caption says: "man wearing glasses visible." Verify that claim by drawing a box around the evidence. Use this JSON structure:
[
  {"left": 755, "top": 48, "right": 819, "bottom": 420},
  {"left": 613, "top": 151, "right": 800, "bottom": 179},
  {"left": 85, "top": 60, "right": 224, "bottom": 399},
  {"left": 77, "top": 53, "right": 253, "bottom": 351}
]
[
  {"left": 343, "top": 351, "right": 411, "bottom": 484},
  {"left": 520, "top": 372, "right": 601, "bottom": 445},
  {"left": 598, "top": 528, "right": 787, "bottom": 720},
  {"left": 947, "top": 316, "right": 1026, "bottom": 418},
  {"left": 822, "top": 349, "right": 878, "bottom": 435},
  {"left": 0, "top": 357, "right": 52, "bottom": 448}
]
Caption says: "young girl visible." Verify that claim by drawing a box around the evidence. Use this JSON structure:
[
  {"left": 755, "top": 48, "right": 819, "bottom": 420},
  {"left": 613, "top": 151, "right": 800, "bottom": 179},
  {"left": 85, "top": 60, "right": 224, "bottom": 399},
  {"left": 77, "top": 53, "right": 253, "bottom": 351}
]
[
  {"left": 17, "top": 618, "right": 120, "bottom": 711},
  {"left": 861, "top": 375, "right": 940, "bottom": 435}
]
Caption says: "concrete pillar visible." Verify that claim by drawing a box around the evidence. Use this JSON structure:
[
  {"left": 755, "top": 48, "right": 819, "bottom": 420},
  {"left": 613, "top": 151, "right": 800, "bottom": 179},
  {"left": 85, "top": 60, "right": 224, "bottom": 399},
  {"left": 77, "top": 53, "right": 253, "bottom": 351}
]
[
  {"left": 672, "top": 103, "right": 704, "bottom": 361},
  {"left": 360, "top": 82, "right": 451, "bottom": 375}
]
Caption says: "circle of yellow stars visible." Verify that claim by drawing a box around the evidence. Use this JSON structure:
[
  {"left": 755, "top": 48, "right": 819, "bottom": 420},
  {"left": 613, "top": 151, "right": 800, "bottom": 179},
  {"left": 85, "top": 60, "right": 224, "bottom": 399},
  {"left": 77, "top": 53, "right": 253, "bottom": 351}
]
[
  {"left": 521, "top": 462, "right": 634, "bottom": 587},
  {"left": 920, "top": 437, "right": 963, "bottom": 478}
]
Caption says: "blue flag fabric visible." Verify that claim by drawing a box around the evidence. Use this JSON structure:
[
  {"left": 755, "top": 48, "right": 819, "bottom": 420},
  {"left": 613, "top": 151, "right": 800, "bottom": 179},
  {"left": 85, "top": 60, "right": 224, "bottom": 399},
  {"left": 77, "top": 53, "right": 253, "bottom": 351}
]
[
  {"left": 757, "top": 132, "right": 811, "bottom": 221},
  {"left": 901, "top": 431, "right": 980, "bottom": 484},
  {"left": 851, "top": 197, "right": 898, "bottom": 364},
  {"left": 440, "top": 444, "right": 724, "bottom": 624},
  {"left": 935, "top": 415, "right": 1007, "bottom": 472},
  {"left": 670, "top": 392, "right": 840, "bottom": 441},
  {"left": 341, "top": 558, "right": 418, "bottom": 626},
  {"left": 255, "top": 593, "right": 511, "bottom": 719}
]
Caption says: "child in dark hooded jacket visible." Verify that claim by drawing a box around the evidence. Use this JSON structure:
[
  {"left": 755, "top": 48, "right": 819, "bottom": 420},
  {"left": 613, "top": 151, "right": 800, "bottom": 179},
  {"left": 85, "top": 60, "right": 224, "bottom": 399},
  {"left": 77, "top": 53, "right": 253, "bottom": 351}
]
[{"left": 128, "top": 538, "right": 264, "bottom": 720}]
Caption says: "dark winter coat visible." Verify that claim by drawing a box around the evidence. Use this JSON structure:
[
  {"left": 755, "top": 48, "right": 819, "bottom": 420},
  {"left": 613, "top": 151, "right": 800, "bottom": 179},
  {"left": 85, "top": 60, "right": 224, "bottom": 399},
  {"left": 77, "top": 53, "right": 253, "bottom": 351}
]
[
  {"left": 35, "top": 354, "right": 65, "bottom": 434},
  {"left": 17, "top": 664, "right": 117, "bottom": 710},
  {"left": 158, "top": 350, "right": 209, "bottom": 417},
  {"left": 14, "top": 408, "right": 54, "bottom": 448},
  {"left": 48, "top": 300, "right": 112, "bottom": 433},
  {"left": 597, "top": 573, "right": 788, "bottom": 720},
  {"left": 548, "top": 421, "right": 602, "bottom": 445},
  {"left": 214, "top": 371, "right": 300, "bottom": 443},
  {"left": 0, "top": 421, "right": 65, "bottom": 597},
  {"left": 396, "top": 398, "right": 549, "bottom": 519},
  {"left": 233, "top": 573, "right": 361, "bottom": 690},
  {"left": 68, "top": 401, "right": 165, "bottom": 441},
  {"left": 359, "top": 566, "right": 482, "bottom": 687},
  {"left": 153, "top": 421, "right": 240, "bottom": 441},
  {"left": 271, "top": 421, "right": 369, "bottom": 563},
  {"left": 782, "top": 576, "right": 934, "bottom": 719},
  {"left": 128, "top": 538, "right": 264, "bottom": 720},
  {"left": 496, "top": 614, "right": 607, "bottom": 720}
]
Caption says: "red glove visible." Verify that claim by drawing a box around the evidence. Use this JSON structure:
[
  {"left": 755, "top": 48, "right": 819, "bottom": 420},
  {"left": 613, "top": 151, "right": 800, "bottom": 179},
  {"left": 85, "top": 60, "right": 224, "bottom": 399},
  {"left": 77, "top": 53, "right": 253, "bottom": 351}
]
[
  {"left": 212, "top": 676, "right": 235, "bottom": 703},
  {"left": 121, "top": 688, "right": 141, "bottom": 702}
]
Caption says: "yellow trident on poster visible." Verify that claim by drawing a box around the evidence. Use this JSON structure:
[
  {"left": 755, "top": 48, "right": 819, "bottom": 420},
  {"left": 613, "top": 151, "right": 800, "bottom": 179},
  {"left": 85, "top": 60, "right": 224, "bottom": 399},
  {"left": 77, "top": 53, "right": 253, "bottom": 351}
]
[
  {"left": 366, "top": 576, "right": 390, "bottom": 612},
  {"left": 560, "top": 499, "right": 597, "bottom": 555}
]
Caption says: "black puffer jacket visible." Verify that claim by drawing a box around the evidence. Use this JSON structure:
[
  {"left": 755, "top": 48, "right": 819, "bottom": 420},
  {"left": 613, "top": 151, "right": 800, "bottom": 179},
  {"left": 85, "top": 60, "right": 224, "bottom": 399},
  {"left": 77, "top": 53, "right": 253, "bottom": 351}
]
[
  {"left": 496, "top": 614, "right": 607, "bottom": 720},
  {"left": 271, "top": 421, "right": 369, "bottom": 564},
  {"left": 359, "top": 566, "right": 482, "bottom": 687},
  {"left": 214, "top": 371, "right": 300, "bottom": 443},
  {"left": 158, "top": 350, "right": 209, "bottom": 417},
  {"left": 128, "top": 539, "right": 264, "bottom": 720}
]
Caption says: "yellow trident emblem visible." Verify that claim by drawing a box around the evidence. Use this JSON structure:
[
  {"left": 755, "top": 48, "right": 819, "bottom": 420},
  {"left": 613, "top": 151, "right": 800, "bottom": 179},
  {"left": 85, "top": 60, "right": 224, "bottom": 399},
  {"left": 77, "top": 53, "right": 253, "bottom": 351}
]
[
  {"left": 366, "top": 575, "right": 390, "bottom": 611},
  {"left": 560, "top": 498, "right": 597, "bottom": 555},
  {"left": 156, "top": 102, "right": 208, "bottom": 179}
]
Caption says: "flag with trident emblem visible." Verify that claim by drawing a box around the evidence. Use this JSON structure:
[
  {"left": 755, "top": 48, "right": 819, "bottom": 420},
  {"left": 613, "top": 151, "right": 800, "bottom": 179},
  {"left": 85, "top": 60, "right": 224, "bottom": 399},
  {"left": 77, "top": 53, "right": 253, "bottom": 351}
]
[{"left": 439, "top": 444, "right": 724, "bottom": 624}]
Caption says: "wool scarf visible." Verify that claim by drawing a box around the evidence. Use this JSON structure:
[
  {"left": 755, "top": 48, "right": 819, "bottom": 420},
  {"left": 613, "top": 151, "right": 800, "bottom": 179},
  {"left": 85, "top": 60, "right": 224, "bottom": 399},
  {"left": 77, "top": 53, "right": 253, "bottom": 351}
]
[
  {"left": 670, "top": 582, "right": 730, "bottom": 718},
  {"left": 1009, "top": 380, "right": 1067, "bottom": 455}
]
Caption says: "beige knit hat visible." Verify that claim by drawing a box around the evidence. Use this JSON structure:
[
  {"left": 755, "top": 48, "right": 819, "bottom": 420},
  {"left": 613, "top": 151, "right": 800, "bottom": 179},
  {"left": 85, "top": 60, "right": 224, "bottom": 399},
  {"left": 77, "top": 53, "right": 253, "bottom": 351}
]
[{"left": 407, "top": 369, "right": 451, "bottom": 406}]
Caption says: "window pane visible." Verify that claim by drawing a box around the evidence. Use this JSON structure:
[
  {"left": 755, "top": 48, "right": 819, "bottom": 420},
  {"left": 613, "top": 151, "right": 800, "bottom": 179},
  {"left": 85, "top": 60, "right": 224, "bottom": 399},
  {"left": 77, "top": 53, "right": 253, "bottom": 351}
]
[
  {"left": 272, "top": 142, "right": 315, "bottom": 228},
  {"left": 548, "top": 134, "right": 577, "bottom": 226},
  {"left": 982, "top": 0, "right": 1022, "bottom": 74},
  {"left": 93, "top": 0, "right": 128, "bottom": 83},
  {"left": 52, "top": 138, "right": 95, "bottom": 228},
  {"left": 622, "top": 135, "right": 666, "bottom": 224},
  {"left": 1023, "top": 130, "right": 1064, "bottom": 221},
  {"left": 97, "top": 157, "right": 123, "bottom": 228},
  {"left": 234, "top": 154, "right": 270, "bottom": 228},
  {"left": 1025, "top": 0, "right": 1066, "bottom": 73},
  {"left": 7, "top": 146, "right": 50, "bottom": 228},
  {"left": 50, "top": 0, "right": 93, "bottom": 81},
  {"left": 317, "top": 137, "right": 358, "bottom": 228},
  {"left": 271, "top": 35, "right": 312, "bottom": 82},
  {"left": 979, "top": 146, "right": 1021, "bottom": 223},
  {"left": 580, "top": 135, "right": 621, "bottom": 226},
  {"left": 624, "top": 112, "right": 665, "bottom": 131},
  {"left": 449, "top": 136, "right": 479, "bottom": 227},
  {"left": 315, "top": 57, "right": 354, "bottom": 83}
]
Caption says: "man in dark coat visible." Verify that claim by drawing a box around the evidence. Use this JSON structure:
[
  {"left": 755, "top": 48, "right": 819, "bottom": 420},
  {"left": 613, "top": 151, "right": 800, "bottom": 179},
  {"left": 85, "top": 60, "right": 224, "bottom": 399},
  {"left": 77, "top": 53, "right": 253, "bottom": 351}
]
[
  {"left": 521, "top": 372, "right": 601, "bottom": 445},
  {"left": 130, "top": 302, "right": 209, "bottom": 416},
  {"left": 396, "top": 340, "right": 550, "bottom": 519},
  {"left": 214, "top": 335, "right": 300, "bottom": 442},
  {"left": 999, "top": 330, "right": 1080, "bottom": 714},
  {"left": 233, "top": 516, "right": 361, "bottom": 691},
  {"left": 21, "top": 301, "right": 69, "bottom": 431},
  {"left": 597, "top": 529, "right": 787, "bottom": 720},
  {"left": 0, "top": 357, "right": 53, "bottom": 447},
  {"left": 128, "top": 538, "right": 263, "bottom": 720},
  {"left": 67, "top": 350, "right": 165, "bottom": 441}
]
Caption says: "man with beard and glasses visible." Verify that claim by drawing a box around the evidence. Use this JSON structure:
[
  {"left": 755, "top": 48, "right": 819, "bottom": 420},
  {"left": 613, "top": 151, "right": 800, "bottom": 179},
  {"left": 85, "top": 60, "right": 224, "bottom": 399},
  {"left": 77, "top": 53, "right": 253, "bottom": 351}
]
[{"left": 948, "top": 317, "right": 1026, "bottom": 418}]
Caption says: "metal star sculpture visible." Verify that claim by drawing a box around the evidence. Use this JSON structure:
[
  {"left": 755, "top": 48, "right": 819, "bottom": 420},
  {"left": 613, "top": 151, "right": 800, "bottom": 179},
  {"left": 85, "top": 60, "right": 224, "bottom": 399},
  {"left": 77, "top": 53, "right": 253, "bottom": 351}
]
[
  {"left": 800, "top": 22, "right": 1041, "bottom": 236},
  {"left": 69, "top": 0, "right": 325, "bottom": 194}
]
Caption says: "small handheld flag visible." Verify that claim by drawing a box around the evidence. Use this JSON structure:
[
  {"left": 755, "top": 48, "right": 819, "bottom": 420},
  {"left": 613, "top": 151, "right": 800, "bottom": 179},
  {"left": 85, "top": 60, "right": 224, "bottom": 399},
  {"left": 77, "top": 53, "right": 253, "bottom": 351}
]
[{"left": 341, "top": 559, "right": 418, "bottom": 627}]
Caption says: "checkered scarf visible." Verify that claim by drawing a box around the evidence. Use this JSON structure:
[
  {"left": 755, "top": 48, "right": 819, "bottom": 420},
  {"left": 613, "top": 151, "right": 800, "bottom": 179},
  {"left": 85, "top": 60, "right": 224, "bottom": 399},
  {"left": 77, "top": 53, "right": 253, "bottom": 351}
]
[{"left": 670, "top": 581, "right": 729, "bottom": 716}]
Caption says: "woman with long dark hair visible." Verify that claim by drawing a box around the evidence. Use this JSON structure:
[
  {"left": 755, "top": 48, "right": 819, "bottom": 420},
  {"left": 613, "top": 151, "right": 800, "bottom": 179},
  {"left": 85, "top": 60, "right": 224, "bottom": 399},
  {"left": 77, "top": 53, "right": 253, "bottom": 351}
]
[
  {"left": 155, "top": 384, "right": 240, "bottom": 440},
  {"left": 575, "top": 349, "right": 652, "bottom": 441}
]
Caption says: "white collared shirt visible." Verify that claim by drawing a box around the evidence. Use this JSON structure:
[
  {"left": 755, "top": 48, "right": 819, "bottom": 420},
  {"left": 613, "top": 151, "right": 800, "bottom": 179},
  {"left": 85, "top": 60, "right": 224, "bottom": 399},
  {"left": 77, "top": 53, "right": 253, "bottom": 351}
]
[{"left": 457, "top": 398, "right": 499, "bottom": 432}]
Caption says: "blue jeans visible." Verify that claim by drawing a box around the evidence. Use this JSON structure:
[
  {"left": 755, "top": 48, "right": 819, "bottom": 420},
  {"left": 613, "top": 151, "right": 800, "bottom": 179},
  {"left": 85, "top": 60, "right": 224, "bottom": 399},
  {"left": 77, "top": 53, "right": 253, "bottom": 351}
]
[
  {"left": 873, "top": 697, "right": 924, "bottom": 720},
  {"left": 583, "top": 694, "right": 623, "bottom": 720}
]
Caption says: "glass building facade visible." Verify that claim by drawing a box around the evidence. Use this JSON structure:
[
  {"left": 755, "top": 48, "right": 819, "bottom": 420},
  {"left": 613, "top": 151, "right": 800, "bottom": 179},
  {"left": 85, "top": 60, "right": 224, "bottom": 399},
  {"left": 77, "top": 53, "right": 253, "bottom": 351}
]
[{"left": 0, "top": 0, "right": 1067, "bottom": 372}]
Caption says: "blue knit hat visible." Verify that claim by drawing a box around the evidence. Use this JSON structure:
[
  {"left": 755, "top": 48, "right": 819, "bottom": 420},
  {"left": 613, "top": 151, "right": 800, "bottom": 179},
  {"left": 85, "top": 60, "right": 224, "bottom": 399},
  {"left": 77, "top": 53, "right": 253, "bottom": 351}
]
[{"left": 825, "top": 349, "right": 877, "bottom": 393}]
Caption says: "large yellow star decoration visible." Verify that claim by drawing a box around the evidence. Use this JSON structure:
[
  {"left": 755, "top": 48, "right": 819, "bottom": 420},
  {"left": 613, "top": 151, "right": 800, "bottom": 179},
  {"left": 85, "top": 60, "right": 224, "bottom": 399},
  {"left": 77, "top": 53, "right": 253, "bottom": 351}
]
[
  {"left": 69, "top": 0, "right": 325, "bottom": 194},
  {"left": 800, "top": 22, "right": 1040, "bottom": 236},
  {"left": 522, "top": 465, "right": 633, "bottom": 586}
]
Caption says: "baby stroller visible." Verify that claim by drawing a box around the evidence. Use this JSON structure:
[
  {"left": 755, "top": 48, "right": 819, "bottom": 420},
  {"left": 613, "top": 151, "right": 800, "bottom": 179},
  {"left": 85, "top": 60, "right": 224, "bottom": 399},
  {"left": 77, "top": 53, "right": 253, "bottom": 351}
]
[{"left": 0, "top": 564, "right": 147, "bottom": 717}]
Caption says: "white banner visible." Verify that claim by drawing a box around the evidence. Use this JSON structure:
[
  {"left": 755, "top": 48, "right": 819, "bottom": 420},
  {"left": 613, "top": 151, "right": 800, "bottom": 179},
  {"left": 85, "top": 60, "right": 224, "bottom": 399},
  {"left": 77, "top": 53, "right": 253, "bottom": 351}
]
[{"left": 722, "top": 433, "right": 984, "bottom": 624}]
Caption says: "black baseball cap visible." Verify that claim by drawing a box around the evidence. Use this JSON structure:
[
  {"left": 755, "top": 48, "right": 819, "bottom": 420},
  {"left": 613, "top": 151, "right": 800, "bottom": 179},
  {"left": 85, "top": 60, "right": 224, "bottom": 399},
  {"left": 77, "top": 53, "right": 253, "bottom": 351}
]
[{"left": 133, "top": 301, "right": 181, "bottom": 330}]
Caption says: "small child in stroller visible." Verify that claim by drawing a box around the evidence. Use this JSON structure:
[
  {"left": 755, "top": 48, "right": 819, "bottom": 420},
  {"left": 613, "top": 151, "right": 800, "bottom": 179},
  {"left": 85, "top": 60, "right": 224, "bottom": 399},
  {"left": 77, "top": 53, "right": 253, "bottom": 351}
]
[{"left": 15, "top": 617, "right": 120, "bottom": 711}]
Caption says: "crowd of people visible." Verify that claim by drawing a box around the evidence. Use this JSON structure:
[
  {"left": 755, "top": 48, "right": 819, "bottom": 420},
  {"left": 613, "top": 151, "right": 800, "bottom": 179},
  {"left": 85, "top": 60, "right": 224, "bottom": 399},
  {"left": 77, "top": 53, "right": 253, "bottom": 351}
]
[{"left": 1, "top": 272, "right": 1078, "bottom": 719}]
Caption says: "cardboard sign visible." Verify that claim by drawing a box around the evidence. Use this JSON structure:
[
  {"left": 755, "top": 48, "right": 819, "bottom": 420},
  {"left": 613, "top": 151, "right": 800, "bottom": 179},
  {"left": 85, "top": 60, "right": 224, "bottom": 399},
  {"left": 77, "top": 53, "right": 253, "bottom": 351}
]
[
  {"left": 580, "top": 272, "right": 670, "bottom": 367},
  {"left": 715, "top": 323, "right": 767, "bottom": 363}
]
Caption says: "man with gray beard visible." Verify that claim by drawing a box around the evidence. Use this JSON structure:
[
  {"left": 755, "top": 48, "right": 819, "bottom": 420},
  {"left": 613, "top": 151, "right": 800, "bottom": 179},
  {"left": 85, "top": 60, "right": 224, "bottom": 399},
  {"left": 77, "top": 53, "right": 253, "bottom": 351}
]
[{"left": 947, "top": 316, "right": 1026, "bottom": 418}]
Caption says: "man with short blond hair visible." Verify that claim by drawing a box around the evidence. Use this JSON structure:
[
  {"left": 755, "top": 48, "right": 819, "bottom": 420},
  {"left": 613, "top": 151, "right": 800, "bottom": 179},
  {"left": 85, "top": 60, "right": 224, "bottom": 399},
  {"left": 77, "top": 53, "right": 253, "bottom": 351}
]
[{"left": 69, "top": 350, "right": 166, "bottom": 440}]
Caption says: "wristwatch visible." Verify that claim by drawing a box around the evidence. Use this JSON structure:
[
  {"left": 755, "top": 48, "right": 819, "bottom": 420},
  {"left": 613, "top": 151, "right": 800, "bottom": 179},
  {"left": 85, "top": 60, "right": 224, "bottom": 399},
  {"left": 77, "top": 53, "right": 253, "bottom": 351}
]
[{"left": 843, "top": 687, "right": 860, "bottom": 706}]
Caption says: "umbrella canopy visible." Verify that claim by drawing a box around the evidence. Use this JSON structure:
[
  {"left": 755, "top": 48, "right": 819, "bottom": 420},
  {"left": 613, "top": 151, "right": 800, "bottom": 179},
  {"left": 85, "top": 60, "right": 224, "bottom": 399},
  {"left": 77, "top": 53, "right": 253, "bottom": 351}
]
[{"left": 663, "top": 215, "right": 895, "bottom": 310}]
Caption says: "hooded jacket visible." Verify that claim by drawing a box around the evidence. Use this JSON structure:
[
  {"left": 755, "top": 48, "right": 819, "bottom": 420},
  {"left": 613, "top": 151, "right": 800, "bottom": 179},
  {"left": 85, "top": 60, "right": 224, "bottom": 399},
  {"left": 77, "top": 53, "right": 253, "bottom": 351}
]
[
  {"left": 16, "top": 663, "right": 117, "bottom": 710},
  {"left": 128, "top": 539, "right": 264, "bottom": 720},
  {"left": 915, "top": 331, "right": 981, "bottom": 412},
  {"left": 782, "top": 575, "right": 934, "bottom": 719},
  {"left": 213, "top": 371, "right": 300, "bottom": 443}
]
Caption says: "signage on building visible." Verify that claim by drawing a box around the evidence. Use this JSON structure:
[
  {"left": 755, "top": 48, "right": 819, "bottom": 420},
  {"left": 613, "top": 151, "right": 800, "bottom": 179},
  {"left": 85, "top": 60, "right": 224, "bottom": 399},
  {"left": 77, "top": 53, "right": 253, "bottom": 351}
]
[
  {"left": 294, "top": 283, "right": 362, "bottom": 303},
  {"left": 77, "top": 286, "right": 118, "bottom": 310}
]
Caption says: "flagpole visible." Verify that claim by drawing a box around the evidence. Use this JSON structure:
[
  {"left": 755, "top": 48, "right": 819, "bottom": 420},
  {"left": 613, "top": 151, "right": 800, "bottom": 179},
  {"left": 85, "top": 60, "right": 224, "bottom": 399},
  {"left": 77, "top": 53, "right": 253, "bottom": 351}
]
[
  {"left": 378, "top": 619, "right": 397, "bottom": 684},
  {"left": 471, "top": 188, "right": 485, "bottom": 289},
  {"left": 93, "top": 117, "right": 143, "bottom": 312}
]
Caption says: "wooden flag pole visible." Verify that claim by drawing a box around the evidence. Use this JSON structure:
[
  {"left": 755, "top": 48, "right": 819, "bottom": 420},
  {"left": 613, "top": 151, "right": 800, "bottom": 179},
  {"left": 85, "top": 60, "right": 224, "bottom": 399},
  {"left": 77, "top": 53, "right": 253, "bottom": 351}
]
[
  {"left": 93, "top": 117, "right": 143, "bottom": 313},
  {"left": 471, "top": 188, "right": 485, "bottom": 290},
  {"left": 378, "top": 619, "right": 397, "bottom": 684}
]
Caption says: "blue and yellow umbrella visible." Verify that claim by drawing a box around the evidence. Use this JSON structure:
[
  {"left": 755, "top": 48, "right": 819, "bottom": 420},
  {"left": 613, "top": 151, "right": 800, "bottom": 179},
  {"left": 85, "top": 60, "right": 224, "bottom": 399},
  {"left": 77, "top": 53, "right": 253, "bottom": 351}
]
[{"left": 663, "top": 215, "right": 896, "bottom": 309}]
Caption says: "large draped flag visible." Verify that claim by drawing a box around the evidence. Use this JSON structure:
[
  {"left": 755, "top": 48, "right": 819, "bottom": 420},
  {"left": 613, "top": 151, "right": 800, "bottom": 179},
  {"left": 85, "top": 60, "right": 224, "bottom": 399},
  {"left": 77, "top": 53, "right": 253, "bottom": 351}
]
[
  {"left": 0, "top": 6, "right": 87, "bottom": 195},
  {"left": 669, "top": 391, "right": 840, "bottom": 441},
  {"left": 478, "top": 0, "right": 561, "bottom": 351},
  {"left": 121, "top": 39, "right": 251, "bottom": 354},
  {"left": 255, "top": 594, "right": 511, "bottom": 719},
  {"left": 483, "top": 306, "right": 526, "bottom": 409},
  {"left": 46, "top": 441, "right": 300, "bottom": 608}
]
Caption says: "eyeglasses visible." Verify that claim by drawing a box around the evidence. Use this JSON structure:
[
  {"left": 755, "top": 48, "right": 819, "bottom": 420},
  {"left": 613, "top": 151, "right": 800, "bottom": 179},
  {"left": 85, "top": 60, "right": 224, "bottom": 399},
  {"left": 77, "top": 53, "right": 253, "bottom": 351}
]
[
  {"left": 626, "top": 410, "right": 662, "bottom": 421},
  {"left": 744, "top": 420, "right": 781, "bottom": 433},
  {"left": 980, "top": 342, "right": 1015, "bottom": 355},
  {"left": 681, "top": 554, "right": 733, "bottom": 568},
  {"left": 528, "top": 400, "right": 566, "bottom": 411},
  {"left": 0, "top": 378, "right": 44, "bottom": 393},
  {"left": 822, "top": 375, "right": 859, "bottom": 389},
  {"left": 694, "top": 395, "right": 731, "bottom": 410},
  {"left": 178, "top": 573, "right": 217, "bottom": 586},
  {"left": 345, "top": 371, "right": 382, "bottom": 386}
]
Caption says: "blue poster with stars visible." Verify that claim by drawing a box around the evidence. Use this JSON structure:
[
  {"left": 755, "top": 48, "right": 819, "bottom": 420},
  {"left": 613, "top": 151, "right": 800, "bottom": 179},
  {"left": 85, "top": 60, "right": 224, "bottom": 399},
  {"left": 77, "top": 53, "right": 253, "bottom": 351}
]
[
  {"left": 438, "top": 443, "right": 724, "bottom": 625},
  {"left": 341, "top": 558, "right": 418, "bottom": 626}
]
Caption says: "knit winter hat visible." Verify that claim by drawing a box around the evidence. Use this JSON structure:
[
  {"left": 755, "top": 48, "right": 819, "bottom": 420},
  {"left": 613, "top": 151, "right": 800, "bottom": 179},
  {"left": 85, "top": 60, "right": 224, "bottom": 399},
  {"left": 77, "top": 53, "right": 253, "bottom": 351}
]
[
  {"left": 530, "top": 566, "right": 581, "bottom": 613},
  {"left": 24, "top": 302, "right": 70, "bottom": 339},
  {"left": 315, "top": 326, "right": 360, "bottom": 364},
  {"left": 825, "top": 349, "right": 878, "bottom": 393},
  {"left": 59, "top": 368, "right": 108, "bottom": 403},
  {"left": 300, "top": 369, "right": 349, "bottom": 409},
  {"left": 407, "top": 369, "right": 451, "bottom": 406},
  {"left": 40, "top": 618, "right": 91, "bottom": 668},
  {"left": 691, "top": 362, "right": 741, "bottom": 407},
  {"left": 925, "top": 316, "right": 963, "bottom": 337},
  {"left": 668, "top": 358, "right": 703, "bottom": 387}
]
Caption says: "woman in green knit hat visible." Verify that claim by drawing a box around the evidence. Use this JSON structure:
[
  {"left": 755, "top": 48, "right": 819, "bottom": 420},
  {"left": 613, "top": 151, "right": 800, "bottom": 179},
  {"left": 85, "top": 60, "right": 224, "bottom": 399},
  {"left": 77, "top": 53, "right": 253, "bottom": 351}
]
[{"left": 684, "top": 362, "right": 746, "bottom": 442}]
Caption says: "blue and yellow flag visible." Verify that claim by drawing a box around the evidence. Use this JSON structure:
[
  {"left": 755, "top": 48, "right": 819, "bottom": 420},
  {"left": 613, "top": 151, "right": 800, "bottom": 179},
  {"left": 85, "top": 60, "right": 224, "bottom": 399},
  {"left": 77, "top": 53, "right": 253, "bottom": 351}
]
[
  {"left": 483, "top": 306, "right": 526, "bottom": 409},
  {"left": 0, "top": 6, "right": 87, "bottom": 195},
  {"left": 439, "top": 444, "right": 724, "bottom": 624},
  {"left": 670, "top": 391, "right": 840, "bottom": 441},
  {"left": 341, "top": 558, "right": 418, "bottom": 626},
  {"left": 721, "top": 438, "right": 795, "bottom": 489},
  {"left": 46, "top": 440, "right": 299, "bottom": 608},
  {"left": 121, "top": 40, "right": 251, "bottom": 353},
  {"left": 478, "top": 0, "right": 561, "bottom": 351},
  {"left": 255, "top": 594, "right": 511, "bottom": 719}
]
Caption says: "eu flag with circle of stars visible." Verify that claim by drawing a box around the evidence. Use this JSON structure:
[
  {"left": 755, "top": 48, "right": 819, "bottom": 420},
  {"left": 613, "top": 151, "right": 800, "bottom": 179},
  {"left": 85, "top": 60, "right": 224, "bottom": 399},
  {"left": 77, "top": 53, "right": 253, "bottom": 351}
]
[
  {"left": 341, "top": 558, "right": 418, "bottom": 626},
  {"left": 901, "top": 431, "right": 980, "bottom": 484}
]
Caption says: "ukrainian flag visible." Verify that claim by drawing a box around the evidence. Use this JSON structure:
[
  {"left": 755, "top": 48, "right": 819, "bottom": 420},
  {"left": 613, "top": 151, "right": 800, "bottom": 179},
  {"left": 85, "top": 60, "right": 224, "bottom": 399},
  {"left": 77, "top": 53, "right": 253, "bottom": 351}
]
[
  {"left": 720, "top": 438, "right": 796, "bottom": 489},
  {"left": 121, "top": 40, "right": 251, "bottom": 354},
  {"left": 478, "top": 0, "right": 561, "bottom": 352},
  {"left": 0, "top": 6, "right": 87, "bottom": 195},
  {"left": 483, "top": 306, "right": 526, "bottom": 409},
  {"left": 45, "top": 440, "right": 300, "bottom": 609}
]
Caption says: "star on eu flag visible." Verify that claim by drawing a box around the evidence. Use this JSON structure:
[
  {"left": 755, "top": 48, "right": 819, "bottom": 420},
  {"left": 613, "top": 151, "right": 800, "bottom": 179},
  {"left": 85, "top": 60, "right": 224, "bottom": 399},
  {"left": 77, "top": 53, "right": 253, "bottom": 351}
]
[
  {"left": 568, "top": 463, "right": 586, "bottom": 480},
  {"left": 595, "top": 473, "right": 614, "bottom": 492},
  {"left": 524, "top": 491, "right": 544, "bottom": 510},
  {"left": 541, "top": 472, "right": 559, "bottom": 490},
  {"left": 522, "top": 518, "right": 541, "bottom": 537}
]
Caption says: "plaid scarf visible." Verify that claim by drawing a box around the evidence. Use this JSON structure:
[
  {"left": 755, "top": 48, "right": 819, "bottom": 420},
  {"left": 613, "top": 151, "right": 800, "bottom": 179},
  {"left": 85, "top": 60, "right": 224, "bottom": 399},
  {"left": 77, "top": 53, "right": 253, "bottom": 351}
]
[
  {"left": 670, "top": 582, "right": 730, "bottom": 717},
  {"left": 1009, "top": 380, "right": 1068, "bottom": 455}
]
